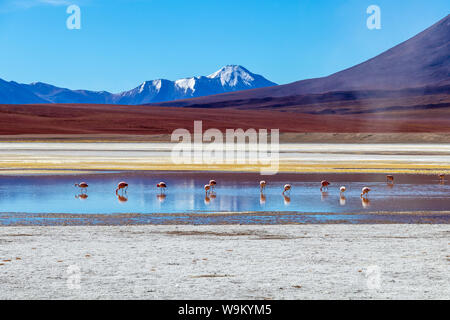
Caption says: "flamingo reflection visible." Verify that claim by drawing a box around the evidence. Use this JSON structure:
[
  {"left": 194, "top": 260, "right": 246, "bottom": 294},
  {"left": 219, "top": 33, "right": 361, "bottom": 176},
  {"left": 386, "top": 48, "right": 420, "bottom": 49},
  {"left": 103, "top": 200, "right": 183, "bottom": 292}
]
[
  {"left": 321, "top": 191, "right": 329, "bottom": 201},
  {"left": 339, "top": 194, "right": 346, "bottom": 206},
  {"left": 204, "top": 195, "right": 211, "bottom": 205},
  {"left": 361, "top": 197, "right": 370, "bottom": 208},
  {"left": 260, "top": 193, "right": 266, "bottom": 205},
  {"left": 75, "top": 193, "right": 88, "bottom": 200},
  {"left": 157, "top": 193, "right": 166, "bottom": 203},
  {"left": 283, "top": 194, "right": 290, "bottom": 205},
  {"left": 117, "top": 193, "right": 128, "bottom": 203}
]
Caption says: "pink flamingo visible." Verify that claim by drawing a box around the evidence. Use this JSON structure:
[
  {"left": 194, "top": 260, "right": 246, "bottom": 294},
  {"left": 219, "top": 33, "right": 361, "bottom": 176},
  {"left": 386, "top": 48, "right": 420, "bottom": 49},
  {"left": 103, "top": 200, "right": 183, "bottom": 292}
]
[
  {"left": 209, "top": 180, "right": 217, "bottom": 190},
  {"left": 283, "top": 184, "right": 291, "bottom": 195},
  {"left": 156, "top": 181, "right": 167, "bottom": 194},
  {"left": 260, "top": 180, "right": 266, "bottom": 193},
  {"left": 386, "top": 175, "right": 394, "bottom": 184},
  {"left": 320, "top": 180, "right": 330, "bottom": 191},
  {"left": 361, "top": 187, "right": 371, "bottom": 198},
  {"left": 204, "top": 184, "right": 211, "bottom": 196},
  {"left": 116, "top": 181, "right": 128, "bottom": 194},
  {"left": 75, "top": 182, "right": 88, "bottom": 193}
]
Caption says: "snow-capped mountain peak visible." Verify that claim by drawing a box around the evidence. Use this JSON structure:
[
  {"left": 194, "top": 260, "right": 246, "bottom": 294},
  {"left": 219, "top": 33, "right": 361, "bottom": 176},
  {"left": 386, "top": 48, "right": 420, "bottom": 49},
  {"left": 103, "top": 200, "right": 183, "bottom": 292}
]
[
  {"left": 115, "top": 65, "right": 276, "bottom": 104},
  {"left": 207, "top": 65, "right": 255, "bottom": 87}
]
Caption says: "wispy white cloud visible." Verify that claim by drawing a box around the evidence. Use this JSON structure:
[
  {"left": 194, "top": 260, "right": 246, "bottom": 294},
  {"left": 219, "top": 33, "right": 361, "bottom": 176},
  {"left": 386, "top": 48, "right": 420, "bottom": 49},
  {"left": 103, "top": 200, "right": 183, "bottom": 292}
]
[
  {"left": 0, "top": 0, "right": 81, "bottom": 12},
  {"left": 39, "top": 0, "right": 72, "bottom": 5}
]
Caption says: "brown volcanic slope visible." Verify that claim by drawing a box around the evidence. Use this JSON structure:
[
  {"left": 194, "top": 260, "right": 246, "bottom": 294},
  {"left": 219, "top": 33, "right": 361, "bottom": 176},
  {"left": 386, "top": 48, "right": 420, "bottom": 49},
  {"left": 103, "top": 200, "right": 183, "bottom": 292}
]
[
  {"left": 153, "top": 14, "right": 450, "bottom": 109},
  {"left": 139, "top": 15, "right": 450, "bottom": 132},
  {"left": 0, "top": 103, "right": 449, "bottom": 135}
]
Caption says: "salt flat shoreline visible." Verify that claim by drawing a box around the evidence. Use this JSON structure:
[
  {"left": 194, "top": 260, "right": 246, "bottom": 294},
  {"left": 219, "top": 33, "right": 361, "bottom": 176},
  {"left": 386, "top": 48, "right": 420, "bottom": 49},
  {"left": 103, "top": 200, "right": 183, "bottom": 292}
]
[
  {"left": 2, "top": 211, "right": 450, "bottom": 226},
  {"left": 0, "top": 224, "right": 448, "bottom": 300},
  {"left": 0, "top": 141, "right": 449, "bottom": 174}
]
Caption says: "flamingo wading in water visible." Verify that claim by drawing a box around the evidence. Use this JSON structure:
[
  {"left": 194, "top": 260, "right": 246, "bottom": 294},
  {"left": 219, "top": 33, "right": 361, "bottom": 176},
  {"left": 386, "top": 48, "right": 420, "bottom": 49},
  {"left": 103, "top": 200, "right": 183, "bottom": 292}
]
[
  {"left": 116, "top": 181, "right": 128, "bottom": 194},
  {"left": 320, "top": 180, "right": 330, "bottom": 191},
  {"left": 204, "top": 184, "right": 211, "bottom": 196},
  {"left": 386, "top": 175, "right": 394, "bottom": 184},
  {"left": 157, "top": 182, "right": 167, "bottom": 194},
  {"left": 75, "top": 182, "right": 88, "bottom": 193},
  {"left": 361, "top": 187, "right": 371, "bottom": 198},
  {"left": 283, "top": 184, "right": 291, "bottom": 195},
  {"left": 209, "top": 180, "right": 217, "bottom": 191},
  {"left": 260, "top": 180, "right": 266, "bottom": 193}
]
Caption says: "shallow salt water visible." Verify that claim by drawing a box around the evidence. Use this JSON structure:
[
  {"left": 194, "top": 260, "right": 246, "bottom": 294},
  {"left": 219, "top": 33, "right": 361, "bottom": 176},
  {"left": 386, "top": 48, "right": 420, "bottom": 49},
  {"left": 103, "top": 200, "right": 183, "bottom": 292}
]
[{"left": 0, "top": 172, "right": 448, "bottom": 217}]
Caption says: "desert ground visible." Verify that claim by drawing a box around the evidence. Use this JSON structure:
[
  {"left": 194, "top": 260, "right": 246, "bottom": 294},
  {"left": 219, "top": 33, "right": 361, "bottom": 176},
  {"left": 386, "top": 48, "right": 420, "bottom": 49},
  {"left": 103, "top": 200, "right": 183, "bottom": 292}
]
[
  {"left": 0, "top": 103, "right": 449, "bottom": 136},
  {"left": 0, "top": 225, "right": 448, "bottom": 300}
]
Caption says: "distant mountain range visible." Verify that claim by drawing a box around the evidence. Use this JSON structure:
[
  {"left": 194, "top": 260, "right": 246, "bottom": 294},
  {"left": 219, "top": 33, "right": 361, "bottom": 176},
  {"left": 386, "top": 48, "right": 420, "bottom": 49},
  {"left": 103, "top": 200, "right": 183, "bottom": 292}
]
[{"left": 0, "top": 65, "right": 277, "bottom": 105}]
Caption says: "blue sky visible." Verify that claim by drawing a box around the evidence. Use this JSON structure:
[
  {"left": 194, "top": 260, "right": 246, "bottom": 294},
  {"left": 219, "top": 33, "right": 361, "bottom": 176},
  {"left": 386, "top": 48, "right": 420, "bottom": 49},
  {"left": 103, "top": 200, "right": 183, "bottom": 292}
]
[{"left": 0, "top": 0, "right": 448, "bottom": 93}]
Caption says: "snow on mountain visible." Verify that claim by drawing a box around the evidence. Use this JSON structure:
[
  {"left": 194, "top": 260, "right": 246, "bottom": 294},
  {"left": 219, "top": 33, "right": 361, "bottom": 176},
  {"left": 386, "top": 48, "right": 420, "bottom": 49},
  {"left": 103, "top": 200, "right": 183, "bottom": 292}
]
[
  {"left": 113, "top": 65, "right": 277, "bottom": 104},
  {"left": 208, "top": 65, "right": 257, "bottom": 87},
  {"left": 0, "top": 65, "right": 277, "bottom": 105}
]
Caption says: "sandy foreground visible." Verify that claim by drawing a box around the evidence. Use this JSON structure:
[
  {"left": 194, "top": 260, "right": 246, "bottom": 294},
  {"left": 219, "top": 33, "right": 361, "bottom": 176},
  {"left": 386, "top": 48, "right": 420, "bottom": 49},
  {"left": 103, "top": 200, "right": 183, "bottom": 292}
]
[{"left": 0, "top": 224, "right": 448, "bottom": 300}]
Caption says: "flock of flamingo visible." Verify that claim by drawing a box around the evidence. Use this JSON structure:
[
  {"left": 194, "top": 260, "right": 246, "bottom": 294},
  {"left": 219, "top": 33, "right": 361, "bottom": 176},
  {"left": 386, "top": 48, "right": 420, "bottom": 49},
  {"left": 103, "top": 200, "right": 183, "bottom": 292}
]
[{"left": 74, "top": 174, "right": 446, "bottom": 204}]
